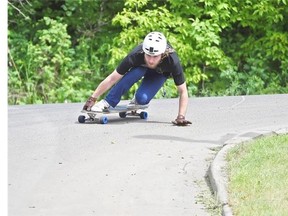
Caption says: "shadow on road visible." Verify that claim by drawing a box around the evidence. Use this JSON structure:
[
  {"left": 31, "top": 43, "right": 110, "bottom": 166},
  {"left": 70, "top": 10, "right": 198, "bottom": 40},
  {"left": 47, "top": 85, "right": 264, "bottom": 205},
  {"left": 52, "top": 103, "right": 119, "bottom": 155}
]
[{"left": 133, "top": 134, "right": 221, "bottom": 144}]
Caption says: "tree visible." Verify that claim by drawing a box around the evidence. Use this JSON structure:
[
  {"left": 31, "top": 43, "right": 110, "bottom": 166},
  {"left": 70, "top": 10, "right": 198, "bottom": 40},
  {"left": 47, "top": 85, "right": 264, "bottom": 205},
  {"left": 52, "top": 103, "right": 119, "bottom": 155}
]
[
  {"left": 111, "top": 0, "right": 232, "bottom": 97},
  {"left": 8, "top": 0, "right": 288, "bottom": 105},
  {"left": 8, "top": 0, "right": 124, "bottom": 104}
]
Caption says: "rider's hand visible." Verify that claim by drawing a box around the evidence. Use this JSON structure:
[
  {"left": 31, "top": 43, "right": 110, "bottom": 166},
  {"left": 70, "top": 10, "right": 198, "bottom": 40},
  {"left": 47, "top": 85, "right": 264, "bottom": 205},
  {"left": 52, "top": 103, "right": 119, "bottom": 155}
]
[
  {"left": 172, "top": 115, "right": 192, "bottom": 126},
  {"left": 83, "top": 96, "right": 97, "bottom": 111}
]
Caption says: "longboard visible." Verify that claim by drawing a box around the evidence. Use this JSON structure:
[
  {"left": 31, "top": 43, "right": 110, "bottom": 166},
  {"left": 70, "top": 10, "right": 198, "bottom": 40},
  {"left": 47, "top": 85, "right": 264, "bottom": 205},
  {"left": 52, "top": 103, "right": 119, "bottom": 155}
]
[{"left": 78, "top": 104, "right": 149, "bottom": 124}]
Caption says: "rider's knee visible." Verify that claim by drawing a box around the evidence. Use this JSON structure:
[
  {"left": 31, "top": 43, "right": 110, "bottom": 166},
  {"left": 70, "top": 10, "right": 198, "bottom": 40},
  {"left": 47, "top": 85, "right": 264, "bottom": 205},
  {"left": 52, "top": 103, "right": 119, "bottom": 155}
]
[{"left": 135, "top": 93, "right": 149, "bottom": 105}]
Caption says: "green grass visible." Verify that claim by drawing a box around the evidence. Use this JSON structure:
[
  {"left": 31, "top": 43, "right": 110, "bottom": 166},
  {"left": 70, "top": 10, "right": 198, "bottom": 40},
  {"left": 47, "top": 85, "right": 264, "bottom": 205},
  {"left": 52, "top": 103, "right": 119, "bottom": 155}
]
[{"left": 226, "top": 134, "right": 288, "bottom": 216}]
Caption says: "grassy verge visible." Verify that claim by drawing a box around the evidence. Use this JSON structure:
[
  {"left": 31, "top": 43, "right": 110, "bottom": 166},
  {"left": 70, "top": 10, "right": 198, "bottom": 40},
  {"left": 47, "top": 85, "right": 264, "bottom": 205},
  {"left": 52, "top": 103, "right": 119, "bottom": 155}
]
[{"left": 226, "top": 134, "right": 288, "bottom": 216}]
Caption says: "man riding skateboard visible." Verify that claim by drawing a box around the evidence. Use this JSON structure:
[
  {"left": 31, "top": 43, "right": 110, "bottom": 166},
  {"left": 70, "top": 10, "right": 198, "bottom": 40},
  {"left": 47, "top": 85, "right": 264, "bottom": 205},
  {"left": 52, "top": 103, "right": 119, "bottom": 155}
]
[{"left": 82, "top": 31, "right": 191, "bottom": 126}]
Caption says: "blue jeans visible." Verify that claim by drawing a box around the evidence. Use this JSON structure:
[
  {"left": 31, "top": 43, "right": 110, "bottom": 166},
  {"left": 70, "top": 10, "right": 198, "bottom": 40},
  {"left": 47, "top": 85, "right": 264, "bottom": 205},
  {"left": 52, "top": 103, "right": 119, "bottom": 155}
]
[{"left": 105, "top": 67, "right": 167, "bottom": 107}]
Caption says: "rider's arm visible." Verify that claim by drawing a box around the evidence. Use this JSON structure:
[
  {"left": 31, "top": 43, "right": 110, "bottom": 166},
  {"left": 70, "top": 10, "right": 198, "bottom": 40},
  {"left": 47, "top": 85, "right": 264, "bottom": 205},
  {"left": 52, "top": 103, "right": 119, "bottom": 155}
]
[
  {"left": 82, "top": 70, "right": 123, "bottom": 111},
  {"left": 176, "top": 82, "right": 188, "bottom": 118},
  {"left": 91, "top": 70, "right": 123, "bottom": 98}
]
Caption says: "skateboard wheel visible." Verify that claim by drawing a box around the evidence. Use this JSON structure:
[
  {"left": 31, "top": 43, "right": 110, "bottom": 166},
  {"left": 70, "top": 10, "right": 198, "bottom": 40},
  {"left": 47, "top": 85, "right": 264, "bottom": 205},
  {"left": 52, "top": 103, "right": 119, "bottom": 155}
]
[
  {"left": 119, "top": 112, "right": 127, "bottom": 118},
  {"left": 78, "top": 115, "right": 86, "bottom": 123},
  {"left": 100, "top": 116, "right": 108, "bottom": 124},
  {"left": 140, "top": 111, "right": 148, "bottom": 119}
]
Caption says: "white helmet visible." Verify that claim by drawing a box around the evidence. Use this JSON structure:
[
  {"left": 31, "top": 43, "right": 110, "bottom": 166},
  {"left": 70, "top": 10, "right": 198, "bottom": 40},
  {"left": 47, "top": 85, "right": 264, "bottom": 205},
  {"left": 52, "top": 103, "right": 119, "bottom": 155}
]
[{"left": 142, "top": 32, "right": 167, "bottom": 56}]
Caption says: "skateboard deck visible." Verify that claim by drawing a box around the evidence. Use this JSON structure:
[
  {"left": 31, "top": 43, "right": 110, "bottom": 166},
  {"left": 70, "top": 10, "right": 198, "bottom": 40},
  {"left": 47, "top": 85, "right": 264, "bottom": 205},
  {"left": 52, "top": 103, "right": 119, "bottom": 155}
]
[{"left": 78, "top": 104, "right": 149, "bottom": 124}]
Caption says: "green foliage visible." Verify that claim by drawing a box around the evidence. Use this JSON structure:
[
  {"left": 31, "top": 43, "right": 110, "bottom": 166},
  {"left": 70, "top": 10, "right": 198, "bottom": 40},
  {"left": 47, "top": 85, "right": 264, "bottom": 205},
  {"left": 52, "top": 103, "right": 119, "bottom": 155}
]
[
  {"left": 8, "top": 0, "right": 288, "bottom": 105},
  {"left": 9, "top": 16, "right": 75, "bottom": 103},
  {"left": 8, "top": 0, "right": 124, "bottom": 104},
  {"left": 218, "top": 0, "right": 288, "bottom": 95}
]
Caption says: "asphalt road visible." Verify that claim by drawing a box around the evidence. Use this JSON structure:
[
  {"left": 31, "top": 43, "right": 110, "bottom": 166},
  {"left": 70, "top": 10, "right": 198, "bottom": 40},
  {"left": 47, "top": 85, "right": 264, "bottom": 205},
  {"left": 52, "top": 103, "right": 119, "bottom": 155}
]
[{"left": 8, "top": 94, "right": 288, "bottom": 216}]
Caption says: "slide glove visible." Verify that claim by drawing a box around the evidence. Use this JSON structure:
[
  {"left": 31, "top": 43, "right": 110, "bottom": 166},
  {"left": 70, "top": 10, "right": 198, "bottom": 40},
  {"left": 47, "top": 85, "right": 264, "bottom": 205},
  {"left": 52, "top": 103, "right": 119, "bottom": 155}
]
[
  {"left": 172, "top": 115, "right": 192, "bottom": 126},
  {"left": 83, "top": 96, "right": 97, "bottom": 111}
]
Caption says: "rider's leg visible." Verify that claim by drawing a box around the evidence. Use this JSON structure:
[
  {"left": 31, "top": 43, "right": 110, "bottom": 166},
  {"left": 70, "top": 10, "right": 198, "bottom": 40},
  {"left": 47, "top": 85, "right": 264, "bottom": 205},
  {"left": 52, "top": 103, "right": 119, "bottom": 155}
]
[
  {"left": 134, "top": 69, "right": 167, "bottom": 105},
  {"left": 105, "top": 67, "right": 147, "bottom": 107}
]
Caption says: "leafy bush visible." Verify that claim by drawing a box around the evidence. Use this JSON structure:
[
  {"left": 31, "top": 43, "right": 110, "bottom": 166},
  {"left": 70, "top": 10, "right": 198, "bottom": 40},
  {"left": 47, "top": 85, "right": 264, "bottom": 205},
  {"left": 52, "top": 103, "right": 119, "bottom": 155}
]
[{"left": 8, "top": 0, "right": 288, "bottom": 105}]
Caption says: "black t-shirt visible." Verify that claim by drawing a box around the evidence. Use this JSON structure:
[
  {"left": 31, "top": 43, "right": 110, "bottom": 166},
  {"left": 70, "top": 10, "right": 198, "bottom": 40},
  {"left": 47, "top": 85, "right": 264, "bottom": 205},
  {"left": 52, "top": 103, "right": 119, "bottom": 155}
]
[{"left": 116, "top": 43, "right": 185, "bottom": 86}]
